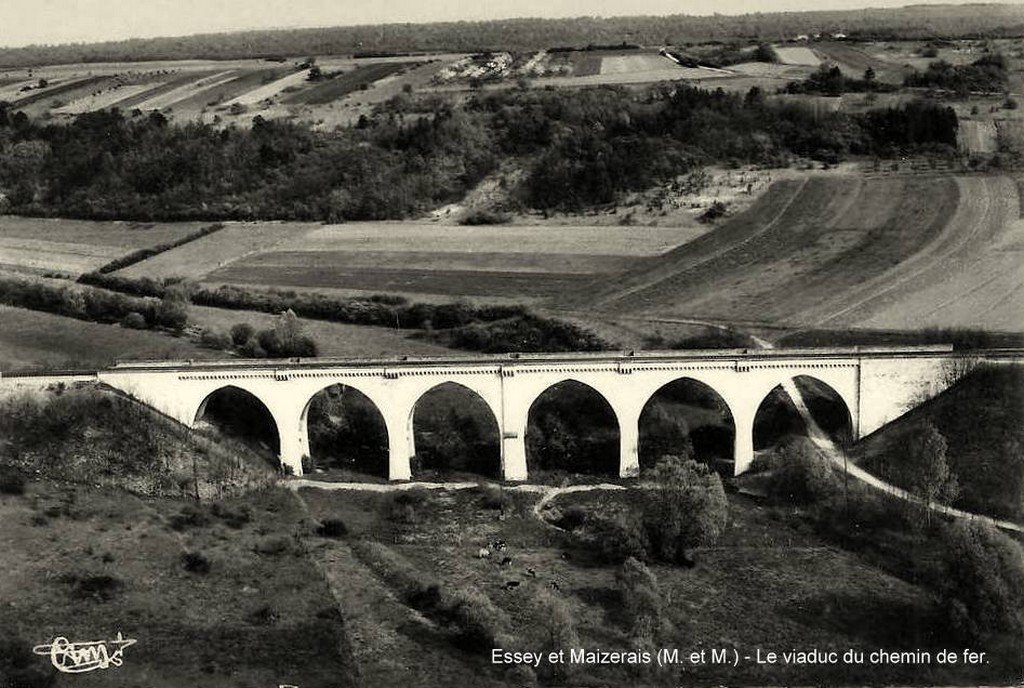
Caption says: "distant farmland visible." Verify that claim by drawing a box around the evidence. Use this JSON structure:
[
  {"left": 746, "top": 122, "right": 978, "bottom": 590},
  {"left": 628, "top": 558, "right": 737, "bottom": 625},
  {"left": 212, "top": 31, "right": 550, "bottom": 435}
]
[
  {"left": 0, "top": 216, "right": 207, "bottom": 275},
  {"left": 286, "top": 62, "right": 417, "bottom": 104},
  {"left": 577, "top": 174, "right": 1024, "bottom": 332},
  {"left": 123, "top": 222, "right": 696, "bottom": 301}
]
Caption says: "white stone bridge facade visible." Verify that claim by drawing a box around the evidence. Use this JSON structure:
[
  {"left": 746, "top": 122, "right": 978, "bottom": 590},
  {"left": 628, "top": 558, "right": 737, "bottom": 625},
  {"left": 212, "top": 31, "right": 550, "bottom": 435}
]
[{"left": 71, "top": 344, "right": 1010, "bottom": 480}]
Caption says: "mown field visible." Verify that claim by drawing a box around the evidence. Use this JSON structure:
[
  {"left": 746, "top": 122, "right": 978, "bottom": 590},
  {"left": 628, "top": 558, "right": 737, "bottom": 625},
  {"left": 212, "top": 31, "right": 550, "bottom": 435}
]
[
  {"left": 0, "top": 305, "right": 224, "bottom": 371},
  {"left": 577, "top": 174, "right": 1024, "bottom": 332},
  {"left": 0, "top": 216, "right": 207, "bottom": 275},
  {"left": 129, "top": 222, "right": 695, "bottom": 301}
]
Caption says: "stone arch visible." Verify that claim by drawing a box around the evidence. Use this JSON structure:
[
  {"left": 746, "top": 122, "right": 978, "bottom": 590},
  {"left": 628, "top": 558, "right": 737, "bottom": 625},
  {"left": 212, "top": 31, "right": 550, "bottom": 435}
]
[
  {"left": 193, "top": 384, "right": 281, "bottom": 459},
  {"left": 408, "top": 381, "right": 501, "bottom": 479},
  {"left": 638, "top": 377, "right": 737, "bottom": 474},
  {"left": 302, "top": 382, "right": 390, "bottom": 477},
  {"left": 753, "top": 374, "right": 855, "bottom": 453},
  {"left": 524, "top": 378, "right": 621, "bottom": 476}
]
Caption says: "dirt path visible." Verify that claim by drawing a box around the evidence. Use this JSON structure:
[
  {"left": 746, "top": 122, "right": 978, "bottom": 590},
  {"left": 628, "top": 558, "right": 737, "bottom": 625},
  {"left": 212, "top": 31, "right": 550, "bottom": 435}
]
[{"left": 780, "top": 378, "right": 1024, "bottom": 533}]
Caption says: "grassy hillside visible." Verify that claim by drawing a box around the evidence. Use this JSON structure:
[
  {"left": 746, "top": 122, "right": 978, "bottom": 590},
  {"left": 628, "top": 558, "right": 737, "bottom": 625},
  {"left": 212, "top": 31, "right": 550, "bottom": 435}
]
[
  {"left": 0, "top": 385, "right": 275, "bottom": 498},
  {"left": 854, "top": 365, "right": 1024, "bottom": 522}
]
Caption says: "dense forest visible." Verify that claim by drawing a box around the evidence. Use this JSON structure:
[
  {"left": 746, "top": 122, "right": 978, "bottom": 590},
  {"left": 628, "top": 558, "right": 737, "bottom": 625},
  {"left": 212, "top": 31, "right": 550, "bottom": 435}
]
[
  {"left": 1, "top": 5, "right": 1022, "bottom": 67},
  {"left": 0, "top": 84, "right": 958, "bottom": 220}
]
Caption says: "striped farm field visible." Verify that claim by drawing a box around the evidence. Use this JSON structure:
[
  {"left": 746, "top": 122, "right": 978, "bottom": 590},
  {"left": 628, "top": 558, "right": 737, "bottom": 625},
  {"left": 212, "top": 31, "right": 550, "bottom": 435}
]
[
  {"left": 0, "top": 216, "right": 207, "bottom": 275},
  {"left": 120, "top": 221, "right": 694, "bottom": 301},
  {"left": 169, "top": 68, "right": 290, "bottom": 111},
  {"left": 578, "top": 174, "right": 1024, "bottom": 332},
  {"left": 285, "top": 62, "right": 416, "bottom": 104}
]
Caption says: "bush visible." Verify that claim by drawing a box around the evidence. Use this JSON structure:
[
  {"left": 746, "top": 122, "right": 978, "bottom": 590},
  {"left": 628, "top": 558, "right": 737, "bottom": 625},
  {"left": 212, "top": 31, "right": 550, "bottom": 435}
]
[
  {"left": 553, "top": 504, "right": 588, "bottom": 531},
  {"left": 210, "top": 502, "right": 251, "bottom": 528},
  {"left": 639, "top": 456, "right": 729, "bottom": 563},
  {"left": 0, "top": 466, "right": 26, "bottom": 495},
  {"left": 120, "top": 311, "right": 147, "bottom": 329},
  {"left": 246, "top": 604, "right": 279, "bottom": 625},
  {"left": 181, "top": 550, "right": 212, "bottom": 574},
  {"left": 529, "top": 587, "right": 579, "bottom": 681},
  {"left": 758, "top": 437, "right": 842, "bottom": 505},
  {"left": 617, "top": 557, "right": 666, "bottom": 641},
  {"left": 230, "top": 322, "right": 256, "bottom": 346},
  {"left": 587, "top": 510, "right": 649, "bottom": 563},
  {"left": 443, "top": 587, "right": 511, "bottom": 651},
  {"left": 937, "top": 520, "right": 1024, "bottom": 642},
  {"left": 479, "top": 484, "right": 512, "bottom": 510},
  {"left": 169, "top": 503, "right": 210, "bottom": 530},
  {"left": 382, "top": 488, "right": 432, "bottom": 524},
  {"left": 199, "top": 328, "right": 232, "bottom": 350},
  {"left": 67, "top": 573, "right": 124, "bottom": 601},
  {"left": 459, "top": 209, "right": 511, "bottom": 225},
  {"left": 254, "top": 535, "right": 293, "bottom": 555},
  {"left": 316, "top": 518, "right": 348, "bottom": 537}
]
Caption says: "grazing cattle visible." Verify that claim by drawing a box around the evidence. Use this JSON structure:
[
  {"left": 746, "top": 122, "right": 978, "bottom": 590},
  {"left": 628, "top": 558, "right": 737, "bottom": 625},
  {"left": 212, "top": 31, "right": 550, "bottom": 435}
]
[
  {"left": 525, "top": 568, "right": 537, "bottom": 578},
  {"left": 477, "top": 548, "right": 490, "bottom": 559},
  {"left": 499, "top": 556, "right": 513, "bottom": 567},
  {"left": 502, "top": 581, "right": 520, "bottom": 591},
  {"left": 491, "top": 539, "right": 507, "bottom": 551},
  {"left": 549, "top": 580, "right": 560, "bottom": 591}
]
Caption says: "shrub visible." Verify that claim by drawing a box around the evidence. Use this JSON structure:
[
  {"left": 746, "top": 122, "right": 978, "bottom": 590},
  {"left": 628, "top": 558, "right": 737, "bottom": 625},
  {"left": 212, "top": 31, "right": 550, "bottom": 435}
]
[
  {"left": 443, "top": 587, "right": 510, "bottom": 651},
  {"left": 230, "top": 322, "right": 256, "bottom": 346},
  {"left": 459, "top": 209, "right": 511, "bottom": 225},
  {"left": 210, "top": 502, "right": 251, "bottom": 528},
  {"left": 937, "top": 520, "right": 1024, "bottom": 642},
  {"left": 169, "top": 503, "right": 210, "bottom": 530},
  {"left": 587, "top": 510, "right": 649, "bottom": 563},
  {"left": 199, "top": 328, "right": 232, "bottom": 350},
  {"left": 382, "top": 488, "right": 432, "bottom": 524},
  {"left": 639, "top": 456, "right": 729, "bottom": 563},
  {"left": 0, "top": 466, "right": 26, "bottom": 495},
  {"left": 246, "top": 604, "right": 280, "bottom": 625},
  {"left": 758, "top": 437, "right": 842, "bottom": 505},
  {"left": 120, "top": 311, "right": 147, "bottom": 329},
  {"left": 181, "top": 550, "right": 211, "bottom": 574},
  {"left": 479, "top": 484, "right": 512, "bottom": 510},
  {"left": 529, "top": 587, "right": 579, "bottom": 681},
  {"left": 316, "top": 518, "right": 348, "bottom": 537},
  {"left": 254, "top": 535, "right": 292, "bottom": 555},
  {"left": 616, "top": 557, "right": 666, "bottom": 641},
  {"left": 553, "top": 504, "right": 588, "bottom": 531},
  {"left": 67, "top": 573, "right": 124, "bottom": 601}
]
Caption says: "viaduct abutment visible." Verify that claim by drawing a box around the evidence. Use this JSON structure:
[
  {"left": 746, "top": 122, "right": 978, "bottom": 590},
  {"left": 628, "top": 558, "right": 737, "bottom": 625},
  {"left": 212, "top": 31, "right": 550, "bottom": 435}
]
[{"left": 59, "top": 344, "right": 1015, "bottom": 480}]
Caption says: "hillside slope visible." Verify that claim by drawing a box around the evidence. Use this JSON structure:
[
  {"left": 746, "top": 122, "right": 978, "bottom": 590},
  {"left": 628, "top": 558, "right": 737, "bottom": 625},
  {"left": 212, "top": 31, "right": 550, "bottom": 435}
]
[
  {"left": 573, "top": 174, "right": 1022, "bottom": 332},
  {"left": 853, "top": 365, "right": 1024, "bottom": 523}
]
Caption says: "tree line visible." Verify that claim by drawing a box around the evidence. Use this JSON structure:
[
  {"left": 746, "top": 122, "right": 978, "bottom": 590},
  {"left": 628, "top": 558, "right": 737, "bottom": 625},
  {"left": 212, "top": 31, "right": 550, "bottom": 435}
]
[
  {"left": 0, "top": 83, "right": 959, "bottom": 220},
  {"left": 1, "top": 5, "right": 1022, "bottom": 67}
]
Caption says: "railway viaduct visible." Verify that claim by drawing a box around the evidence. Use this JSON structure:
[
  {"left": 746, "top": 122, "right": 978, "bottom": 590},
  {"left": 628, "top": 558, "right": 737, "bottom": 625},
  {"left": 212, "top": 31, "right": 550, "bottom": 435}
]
[{"left": 54, "top": 344, "right": 1010, "bottom": 480}]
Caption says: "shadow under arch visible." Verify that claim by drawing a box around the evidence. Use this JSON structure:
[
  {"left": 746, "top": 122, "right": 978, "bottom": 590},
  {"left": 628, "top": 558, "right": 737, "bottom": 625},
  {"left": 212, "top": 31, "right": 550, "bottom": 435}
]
[
  {"left": 638, "top": 377, "right": 736, "bottom": 475},
  {"left": 303, "top": 383, "right": 389, "bottom": 478},
  {"left": 193, "top": 385, "right": 281, "bottom": 463},
  {"left": 409, "top": 382, "right": 501, "bottom": 479},
  {"left": 526, "top": 379, "right": 620, "bottom": 477},
  {"left": 753, "top": 375, "right": 854, "bottom": 452}
]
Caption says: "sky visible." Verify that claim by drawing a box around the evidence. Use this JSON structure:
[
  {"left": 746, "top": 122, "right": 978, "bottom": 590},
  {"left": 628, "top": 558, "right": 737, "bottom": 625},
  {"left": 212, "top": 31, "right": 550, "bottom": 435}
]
[{"left": 0, "top": 0, "right": 1019, "bottom": 48}]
